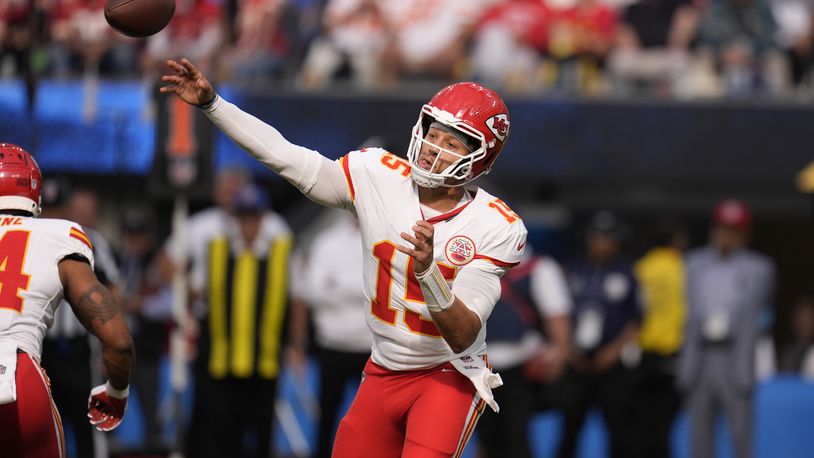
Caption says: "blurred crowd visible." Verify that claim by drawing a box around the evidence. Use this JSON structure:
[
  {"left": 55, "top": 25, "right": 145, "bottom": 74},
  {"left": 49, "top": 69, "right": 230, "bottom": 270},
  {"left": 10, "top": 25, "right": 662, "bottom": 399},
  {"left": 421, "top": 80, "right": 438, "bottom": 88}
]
[
  {"left": 36, "top": 164, "right": 814, "bottom": 458},
  {"left": 4, "top": 0, "right": 814, "bottom": 98}
]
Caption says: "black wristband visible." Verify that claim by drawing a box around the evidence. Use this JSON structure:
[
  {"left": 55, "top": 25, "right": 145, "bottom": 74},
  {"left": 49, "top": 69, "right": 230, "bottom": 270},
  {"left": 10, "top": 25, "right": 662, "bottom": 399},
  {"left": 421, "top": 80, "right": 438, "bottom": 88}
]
[{"left": 198, "top": 94, "right": 218, "bottom": 109}]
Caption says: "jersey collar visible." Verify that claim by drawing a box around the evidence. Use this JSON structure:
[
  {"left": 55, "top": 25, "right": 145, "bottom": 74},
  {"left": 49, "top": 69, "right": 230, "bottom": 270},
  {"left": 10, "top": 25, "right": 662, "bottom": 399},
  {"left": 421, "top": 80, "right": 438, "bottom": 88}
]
[{"left": 421, "top": 189, "right": 478, "bottom": 224}]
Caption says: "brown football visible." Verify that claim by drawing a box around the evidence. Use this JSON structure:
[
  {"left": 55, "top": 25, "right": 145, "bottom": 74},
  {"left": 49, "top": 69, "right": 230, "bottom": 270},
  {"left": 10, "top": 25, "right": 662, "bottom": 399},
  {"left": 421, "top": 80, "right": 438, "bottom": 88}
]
[{"left": 104, "top": 0, "right": 175, "bottom": 38}]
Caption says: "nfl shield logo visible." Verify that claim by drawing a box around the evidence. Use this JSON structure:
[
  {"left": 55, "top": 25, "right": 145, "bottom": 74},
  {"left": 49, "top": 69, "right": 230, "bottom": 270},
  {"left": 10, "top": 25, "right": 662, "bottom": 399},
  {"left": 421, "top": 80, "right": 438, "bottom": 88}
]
[{"left": 0, "top": 365, "right": 6, "bottom": 375}]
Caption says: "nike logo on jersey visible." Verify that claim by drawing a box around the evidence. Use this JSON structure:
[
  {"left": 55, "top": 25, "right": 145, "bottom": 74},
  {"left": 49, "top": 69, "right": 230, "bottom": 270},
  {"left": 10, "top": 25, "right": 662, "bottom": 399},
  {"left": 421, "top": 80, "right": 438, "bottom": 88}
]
[{"left": 517, "top": 241, "right": 526, "bottom": 251}]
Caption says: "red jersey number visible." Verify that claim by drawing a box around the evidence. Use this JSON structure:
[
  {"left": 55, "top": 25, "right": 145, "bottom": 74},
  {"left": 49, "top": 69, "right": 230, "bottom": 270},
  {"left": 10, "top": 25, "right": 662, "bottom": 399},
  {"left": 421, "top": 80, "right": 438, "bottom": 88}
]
[
  {"left": 370, "top": 241, "right": 456, "bottom": 338},
  {"left": 0, "top": 230, "right": 31, "bottom": 313}
]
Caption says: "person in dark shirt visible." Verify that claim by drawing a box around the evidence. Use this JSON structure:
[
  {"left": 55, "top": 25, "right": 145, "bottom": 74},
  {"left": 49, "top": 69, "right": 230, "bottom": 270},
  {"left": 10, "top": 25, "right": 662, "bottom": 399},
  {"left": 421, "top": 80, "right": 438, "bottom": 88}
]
[
  {"left": 608, "top": 0, "right": 700, "bottom": 95},
  {"left": 557, "top": 211, "right": 641, "bottom": 458}
]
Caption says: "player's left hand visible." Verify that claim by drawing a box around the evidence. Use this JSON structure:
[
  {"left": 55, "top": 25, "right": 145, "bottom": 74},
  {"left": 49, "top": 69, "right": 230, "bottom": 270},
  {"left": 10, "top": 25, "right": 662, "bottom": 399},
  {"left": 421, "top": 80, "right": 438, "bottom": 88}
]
[
  {"left": 87, "top": 382, "right": 128, "bottom": 432},
  {"left": 397, "top": 220, "right": 435, "bottom": 274}
]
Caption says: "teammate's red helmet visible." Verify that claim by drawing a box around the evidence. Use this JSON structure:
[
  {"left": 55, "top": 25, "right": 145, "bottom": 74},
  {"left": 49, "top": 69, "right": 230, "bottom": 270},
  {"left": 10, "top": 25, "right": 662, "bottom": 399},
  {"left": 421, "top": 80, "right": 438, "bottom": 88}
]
[
  {"left": 407, "top": 82, "right": 510, "bottom": 188},
  {"left": 0, "top": 143, "right": 42, "bottom": 216}
]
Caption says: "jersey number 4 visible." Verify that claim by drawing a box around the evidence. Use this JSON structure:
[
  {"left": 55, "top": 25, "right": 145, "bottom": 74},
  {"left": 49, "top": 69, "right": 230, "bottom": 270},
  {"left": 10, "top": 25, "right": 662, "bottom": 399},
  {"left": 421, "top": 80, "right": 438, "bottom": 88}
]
[
  {"left": 371, "top": 241, "right": 456, "bottom": 337},
  {"left": 0, "top": 231, "right": 31, "bottom": 313}
]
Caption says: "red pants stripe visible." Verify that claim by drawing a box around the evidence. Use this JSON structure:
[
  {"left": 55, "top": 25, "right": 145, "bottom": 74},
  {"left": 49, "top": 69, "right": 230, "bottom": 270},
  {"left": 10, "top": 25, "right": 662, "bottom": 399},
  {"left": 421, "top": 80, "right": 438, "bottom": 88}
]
[
  {"left": 453, "top": 396, "right": 486, "bottom": 458},
  {"left": 0, "top": 352, "right": 65, "bottom": 458},
  {"left": 332, "top": 359, "right": 485, "bottom": 458}
]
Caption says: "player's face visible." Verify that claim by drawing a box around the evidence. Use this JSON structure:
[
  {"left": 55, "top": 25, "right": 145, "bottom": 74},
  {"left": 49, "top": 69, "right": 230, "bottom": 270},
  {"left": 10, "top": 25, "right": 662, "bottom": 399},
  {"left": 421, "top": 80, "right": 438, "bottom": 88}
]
[{"left": 418, "top": 127, "right": 471, "bottom": 175}]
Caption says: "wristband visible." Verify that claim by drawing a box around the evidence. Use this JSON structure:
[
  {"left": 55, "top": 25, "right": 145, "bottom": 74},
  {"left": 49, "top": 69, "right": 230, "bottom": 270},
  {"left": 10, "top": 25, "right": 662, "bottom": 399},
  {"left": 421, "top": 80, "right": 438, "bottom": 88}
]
[
  {"left": 416, "top": 263, "right": 455, "bottom": 312},
  {"left": 198, "top": 94, "right": 218, "bottom": 110},
  {"left": 105, "top": 381, "right": 129, "bottom": 399}
]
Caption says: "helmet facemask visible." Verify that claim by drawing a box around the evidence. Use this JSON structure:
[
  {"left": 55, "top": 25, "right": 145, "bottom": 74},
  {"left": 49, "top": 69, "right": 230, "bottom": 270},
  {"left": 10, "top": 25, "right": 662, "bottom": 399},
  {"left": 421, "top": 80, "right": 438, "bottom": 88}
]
[{"left": 407, "top": 105, "right": 487, "bottom": 188}]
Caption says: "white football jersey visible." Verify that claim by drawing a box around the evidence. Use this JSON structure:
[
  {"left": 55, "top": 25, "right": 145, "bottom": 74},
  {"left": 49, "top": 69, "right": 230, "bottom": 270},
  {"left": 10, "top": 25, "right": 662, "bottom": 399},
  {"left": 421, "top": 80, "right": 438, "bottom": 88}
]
[
  {"left": 340, "top": 148, "right": 527, "bottom": 370},
  {"left": 0, "top": 216, "right": 95, "bottom": 361}
]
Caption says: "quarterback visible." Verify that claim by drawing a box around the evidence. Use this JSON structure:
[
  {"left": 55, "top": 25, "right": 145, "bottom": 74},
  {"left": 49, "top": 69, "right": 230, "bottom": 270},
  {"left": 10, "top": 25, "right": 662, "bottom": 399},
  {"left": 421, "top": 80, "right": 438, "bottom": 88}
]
[
  {"left": 162, "top": 58, "right": 526, "bottom": 458},
  {"left": 0, "top": 144, "right": 135, "bottom": 457}
]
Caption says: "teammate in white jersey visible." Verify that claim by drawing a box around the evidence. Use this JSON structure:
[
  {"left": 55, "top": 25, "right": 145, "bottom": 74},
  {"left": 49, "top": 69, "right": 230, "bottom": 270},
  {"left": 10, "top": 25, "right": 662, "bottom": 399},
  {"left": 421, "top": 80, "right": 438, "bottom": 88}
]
[
  {"left": 0, "top": 144, "right": 135, "bottom": 457},
  {"left": 162, "top": 58, "right": 527, "bottom": 458}
]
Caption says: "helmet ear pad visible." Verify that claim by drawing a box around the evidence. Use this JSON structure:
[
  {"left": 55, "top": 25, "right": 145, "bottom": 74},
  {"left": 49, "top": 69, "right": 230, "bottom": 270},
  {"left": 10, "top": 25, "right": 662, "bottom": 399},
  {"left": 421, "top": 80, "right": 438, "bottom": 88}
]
[{"left": 0, "top": 143, "right": 43, "bottom": 216}]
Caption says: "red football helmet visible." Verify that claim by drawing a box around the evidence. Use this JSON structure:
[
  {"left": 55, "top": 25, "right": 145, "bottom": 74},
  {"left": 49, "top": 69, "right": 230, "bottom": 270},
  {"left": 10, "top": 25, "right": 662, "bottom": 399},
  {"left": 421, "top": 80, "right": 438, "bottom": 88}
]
[
  {"left": 407, "top": 82, "right": 510, "bottom": 188},
  {"left": 0, "top": 143, "right": 42, "bottom": 216}
]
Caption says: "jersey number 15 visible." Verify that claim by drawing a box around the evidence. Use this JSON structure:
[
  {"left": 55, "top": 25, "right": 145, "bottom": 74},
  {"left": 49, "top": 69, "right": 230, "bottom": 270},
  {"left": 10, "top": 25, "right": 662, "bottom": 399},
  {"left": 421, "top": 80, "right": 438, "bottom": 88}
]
[{"left": 370, "top": 241, "right": 456, "bottom": 338}]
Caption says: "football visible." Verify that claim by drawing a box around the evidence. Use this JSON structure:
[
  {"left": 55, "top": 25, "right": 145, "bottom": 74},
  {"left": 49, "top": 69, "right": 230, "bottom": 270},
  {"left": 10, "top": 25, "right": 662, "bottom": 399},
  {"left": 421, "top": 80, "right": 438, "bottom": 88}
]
[{"left": 104, "top": 0, "right": 175, "bottom": 38}]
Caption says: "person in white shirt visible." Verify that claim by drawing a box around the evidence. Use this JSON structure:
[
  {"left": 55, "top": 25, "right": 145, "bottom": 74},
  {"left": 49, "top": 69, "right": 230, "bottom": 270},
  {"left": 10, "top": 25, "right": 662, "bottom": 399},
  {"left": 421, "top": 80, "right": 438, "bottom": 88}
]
[
  {"left": 161, "top": 57, "right": 526, "bottom": 457},
  {"left": 289, "top": 210, "right": 372, "bottom": 458}
]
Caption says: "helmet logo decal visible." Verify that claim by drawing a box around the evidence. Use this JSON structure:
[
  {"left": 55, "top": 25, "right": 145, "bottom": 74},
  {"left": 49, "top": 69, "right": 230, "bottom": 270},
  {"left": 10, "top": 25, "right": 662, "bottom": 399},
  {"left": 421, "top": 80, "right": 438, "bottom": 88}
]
[
  {"left": 486, "top": 114, "right": 509, "bottom": 142},
  {"left": 445, "top": 235, "right": 476, "bottom": 266}
]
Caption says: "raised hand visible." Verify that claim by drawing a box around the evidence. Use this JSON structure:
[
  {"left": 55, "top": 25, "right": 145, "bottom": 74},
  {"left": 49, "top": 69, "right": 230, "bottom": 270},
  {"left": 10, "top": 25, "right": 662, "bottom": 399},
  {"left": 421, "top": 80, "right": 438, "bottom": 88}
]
[
  {"left": 160, "top": 58, "right": 216, "bottom": 106},
  {"left": 397, "top": 220, "right": 435, "bottom": 275}
]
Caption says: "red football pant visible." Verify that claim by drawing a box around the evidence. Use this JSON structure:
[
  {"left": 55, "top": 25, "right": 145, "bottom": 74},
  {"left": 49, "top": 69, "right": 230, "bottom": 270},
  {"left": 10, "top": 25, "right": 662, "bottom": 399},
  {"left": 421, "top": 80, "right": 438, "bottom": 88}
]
[
  {"left": 332, "top": 359, "right": 486, "bottom": 458},
  {"left": 0, "top": 352, "right": 65, "bottom": 458}
]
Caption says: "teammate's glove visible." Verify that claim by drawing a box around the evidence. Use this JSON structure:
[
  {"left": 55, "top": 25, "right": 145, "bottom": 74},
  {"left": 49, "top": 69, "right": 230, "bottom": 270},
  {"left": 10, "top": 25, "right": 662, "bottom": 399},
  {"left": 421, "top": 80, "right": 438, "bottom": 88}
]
[{"left": 87, "top": 382, "right": 129, "bottom": 431}]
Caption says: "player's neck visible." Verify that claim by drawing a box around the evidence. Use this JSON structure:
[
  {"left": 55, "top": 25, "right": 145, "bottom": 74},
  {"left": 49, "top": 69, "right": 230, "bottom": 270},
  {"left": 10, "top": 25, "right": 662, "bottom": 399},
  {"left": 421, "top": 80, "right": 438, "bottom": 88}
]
[{"left": 418, "top": 185, "right": 465, "bottom": 213}]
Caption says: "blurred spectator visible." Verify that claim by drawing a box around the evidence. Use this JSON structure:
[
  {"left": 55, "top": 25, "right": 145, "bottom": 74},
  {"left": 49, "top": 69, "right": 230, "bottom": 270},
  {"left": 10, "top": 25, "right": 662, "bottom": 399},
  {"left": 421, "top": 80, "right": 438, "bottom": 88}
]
[
  {"left": 47, "top": 0, "right": 139, "bottom": 78},
  {"left": 697, "top": 0, "right": 791, "bottom": 96},
  {"left": 477, "top": 245, "right": 572, "bottom": 458},
  {"left": 186, "top": 183, "right": 293, "bottom": 458},
  {"left": 289, "top": 210, "right": 371, "bottom": 458},
  {"left": 631, "top": 219, "right": 688, "bottom": 458},
  {"left": 160, "top": 166, "right": 250, "bottom": 287},
  {"left": 39, "top": 174, "right": 72, "bottom": 215},
  {"left": 1, "top": 0, "right": 45, "bottom": 111},
  {"left": 376, "top": 0, "right": 491, "bottom": 85},
  {"left": 547, "top": 0, "right": 619, "bottom": 94},
  {"left": 297, "top": 0, "right": 387, "bottom": 89},
  {"left": 141, "top": 0, "right": 225, "bottom": 76},
  {"left": 607, "top": 0, "right": 700, "bottom": 96},
  {"left": 41, "top": 186, "right": 122, "bottom": 458},
  {"left": 219, "top": 0, "right": 290, "bottom": 83},
  {"left": 118, "top": 207, "right": 172, "bottom": 451},
  {"left": 679, "top": 199, "right": 775, "bottom": 458},
  {"left": 779, "top": 295, "right": 814, "bottom": 377},
  {"left": 159, "top": 166, "right": 249, "bottom": 454},
  {"left": 769, "top": 0, "right": 814, "bottom": 90},
  {"left": 1, "top": 0, "right": 33, "bottom": 77},
  {"left": 557, "top": 210, "right": 641, "bottom": 458},
  {"left": 469, "top": 0, "right": 554, "bottom": 92}
]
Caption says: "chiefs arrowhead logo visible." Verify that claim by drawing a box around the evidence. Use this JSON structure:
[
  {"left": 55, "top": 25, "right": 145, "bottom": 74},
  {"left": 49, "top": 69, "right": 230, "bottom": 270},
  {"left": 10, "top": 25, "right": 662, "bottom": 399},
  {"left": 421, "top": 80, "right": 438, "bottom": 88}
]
[{"left": 486, "top": 114, "right": 510, "bottom": 142}]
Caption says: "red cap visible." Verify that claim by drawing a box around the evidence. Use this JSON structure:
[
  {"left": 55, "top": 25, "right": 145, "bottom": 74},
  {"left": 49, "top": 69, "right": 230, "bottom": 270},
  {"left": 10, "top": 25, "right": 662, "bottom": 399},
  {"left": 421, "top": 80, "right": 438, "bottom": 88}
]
[{"left": 712, "top": 199, "right": 751, "bottom": 229}]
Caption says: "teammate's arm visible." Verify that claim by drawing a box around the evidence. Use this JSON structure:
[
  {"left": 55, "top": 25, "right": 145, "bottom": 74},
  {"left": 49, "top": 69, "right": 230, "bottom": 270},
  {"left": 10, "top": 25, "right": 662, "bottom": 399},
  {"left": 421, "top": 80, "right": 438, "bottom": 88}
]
[
  {"left": 60, "top": 258, "right": 133, "bottom": 389},
  {"left": 160, "top": 58, "right": 350, "bottom": 209},
  {"left": 59, "top": 257, "right": 135, "bottom": 431}
]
